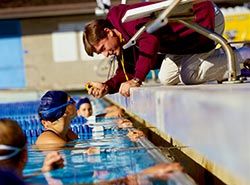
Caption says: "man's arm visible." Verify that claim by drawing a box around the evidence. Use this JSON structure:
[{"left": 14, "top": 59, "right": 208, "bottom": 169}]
[
  {"left": 104, "top": 65, "right": 134, "bottom": 94},
  {"left": 118, "top": 32, "right": 160, "bottom": 97},
  {"left": 134, "top": 32, "right": 159, "bottom": 81}
]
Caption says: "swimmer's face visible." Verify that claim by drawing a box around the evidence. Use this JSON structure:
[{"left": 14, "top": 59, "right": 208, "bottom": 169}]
[
  {"left": 66, "top": 96, "right": 77, "bottom": 119},
  {"left": 77, "top": 103, "right": 93, "bottom": 118}
]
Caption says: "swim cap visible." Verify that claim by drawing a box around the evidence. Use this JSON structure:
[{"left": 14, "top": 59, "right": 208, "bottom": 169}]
[
  {"left": 38, "top": 91, "right": 68, "bottom": 122},
  {"left": 76, "top": 97, "right": 91, "bottom": 110}
]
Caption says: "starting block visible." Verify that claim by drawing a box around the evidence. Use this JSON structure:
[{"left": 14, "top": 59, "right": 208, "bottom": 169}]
[{"left": 122, "top": 0, "right": 241, "bottom": 83}]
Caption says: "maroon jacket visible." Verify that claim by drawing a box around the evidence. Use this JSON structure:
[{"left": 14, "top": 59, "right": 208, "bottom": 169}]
[{"left": 105, "top": 0, "right": 215, "bottom": 93}]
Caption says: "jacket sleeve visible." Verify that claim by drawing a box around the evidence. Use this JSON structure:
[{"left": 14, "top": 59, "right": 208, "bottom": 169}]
[
  {"left": 121, "top": 15, "right": 160, "bottom": 81},
  {"left": 134, "top": 32, "right": 159, "bottom": 80},
  {"left": 104, "top": 64, "right": 134, "bottom": 94},
  {"left": 104, "top": 33, "right": 159, "bottom": 94},
  {"left": 105, "top": 3, "right": 160, "bottom": 94}
]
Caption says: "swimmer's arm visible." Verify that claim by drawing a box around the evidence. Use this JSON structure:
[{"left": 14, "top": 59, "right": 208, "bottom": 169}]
[
  {"left": 138, "top": 163, "right": 183, "bottom": 180},
  {"left": 23, "top": 170, "right": 43, "bottom": 179},
  {"left": 24, "top": 151, "right": 64, "bottom": 178}
]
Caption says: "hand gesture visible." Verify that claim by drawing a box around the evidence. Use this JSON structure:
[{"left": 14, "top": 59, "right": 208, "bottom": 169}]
[{"left": 85, "top": 82, "right": 109, "bottom": 98}]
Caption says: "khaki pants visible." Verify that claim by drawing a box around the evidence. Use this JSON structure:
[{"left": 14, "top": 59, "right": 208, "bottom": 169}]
[{"left": 158, "top": 4, "right": 243, "bottom": 85}]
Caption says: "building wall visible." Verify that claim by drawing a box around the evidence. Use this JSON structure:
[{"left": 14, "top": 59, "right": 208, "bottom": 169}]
[
  {"left": 0, "top": 14, "right": 111, "bottom": 90},
  {"left": 221, "top": 6, "right": 250, "bottom": 42},
  {"left": 0, "top": 20, "right": 25, "bottom": 89}
]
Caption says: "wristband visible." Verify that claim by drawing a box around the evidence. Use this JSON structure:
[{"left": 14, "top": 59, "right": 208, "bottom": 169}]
[{"left": 132, "top": 78, "right": 142, "bottom": 85}]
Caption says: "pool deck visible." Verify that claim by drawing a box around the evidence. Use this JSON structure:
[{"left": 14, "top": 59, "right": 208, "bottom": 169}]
[{"left": 107, "top": 81, "right": 250, "bottom": 185}]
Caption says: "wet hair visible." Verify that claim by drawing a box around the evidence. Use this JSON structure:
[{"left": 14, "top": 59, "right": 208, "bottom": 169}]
[
  {"left": 0, "top": 119, "right": 26, "bottom": 168},
  {"left": 38, "top": 91, "right": 68, "bottom": 122},
  {"left": 82, "top": 19, "right": 113, "bottom": 56},
  {"left": 76, "top": 97, "right": 91, "bottom": 110}
]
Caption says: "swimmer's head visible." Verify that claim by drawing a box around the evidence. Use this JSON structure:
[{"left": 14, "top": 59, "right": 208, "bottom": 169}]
[
  {"left": 76, "top": 97, "right": 93, "bottom": 118},
  {"left": 38, "top": 91, "right": 76, "bottom": 122},
  {"left": 0, "top": 119, "right": 27, "bottom": 175}
]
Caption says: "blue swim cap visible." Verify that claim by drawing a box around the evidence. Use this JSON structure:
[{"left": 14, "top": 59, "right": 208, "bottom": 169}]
[
  {"left": 76, "top": 97, "right": 91, "bottom": 110},
  {"left": 38, "top": 91, "right": 68, "bottom": 122}
]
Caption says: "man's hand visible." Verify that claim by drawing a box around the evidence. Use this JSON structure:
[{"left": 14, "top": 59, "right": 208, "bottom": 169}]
[
  {"left": 85, "top": 82, "right": 109, "bottom": 98},
  {"left": 119, "top": 79, "right": 141, "bottom": 97},
  {"left": 41, "top": 151, "right": 64, "bottom": 172}
]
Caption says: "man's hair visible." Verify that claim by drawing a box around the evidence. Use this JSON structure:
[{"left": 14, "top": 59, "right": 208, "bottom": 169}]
[
  {"left": 82, "top": 19, "right": 113, "bottom": 56},
  {"left": 0, "top": 119, "right": 26, "bottom": 168}
]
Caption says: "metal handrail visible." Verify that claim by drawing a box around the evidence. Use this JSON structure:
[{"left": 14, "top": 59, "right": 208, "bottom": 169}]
[
  {"left": 178, "top": 20, "right": 237, "bottom": 82},
  {"left": 122, "top": 0, "right": 241, "bottom": 83}
]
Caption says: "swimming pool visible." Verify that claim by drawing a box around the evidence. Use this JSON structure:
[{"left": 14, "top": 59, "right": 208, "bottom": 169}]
[
  {"left": 24, "top": 135, "right": 155, "bottom": 183},
  {"left": 0, "top": 97, "right": 196, "bottom": 185}
]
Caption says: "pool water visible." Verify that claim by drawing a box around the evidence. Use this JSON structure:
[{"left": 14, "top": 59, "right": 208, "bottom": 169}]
[
  {"left": 24, "top": 127, "right": 168, "bottom": 184},
  {"left": 0, "top": 98, "right": 195, "bottom": 185}
]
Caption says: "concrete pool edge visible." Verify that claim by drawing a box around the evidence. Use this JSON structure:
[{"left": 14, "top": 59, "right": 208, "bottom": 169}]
[
  {"left": 105, "top": 83, "right": 250, "bottom": 185},
  {"left": 114, "top": 99, "right": 244, "bottom": 185}
]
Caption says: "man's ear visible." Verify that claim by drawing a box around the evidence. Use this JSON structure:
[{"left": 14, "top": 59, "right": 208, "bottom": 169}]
[{"left": 104, "top": 28, "right": 113, "bottom": 37}]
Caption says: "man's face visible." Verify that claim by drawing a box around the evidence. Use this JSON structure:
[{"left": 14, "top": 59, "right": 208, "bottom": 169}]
[{"left": 93, "top": 28, "right": 121, "bottom": 57}]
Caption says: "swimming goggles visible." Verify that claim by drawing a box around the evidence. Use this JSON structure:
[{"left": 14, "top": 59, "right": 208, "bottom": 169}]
[
  {"left": 39, "top": 97, "right": 76, "bottom": 118},
  {"left": 0, "top": 144, "right": 22, "bottom": 160}
]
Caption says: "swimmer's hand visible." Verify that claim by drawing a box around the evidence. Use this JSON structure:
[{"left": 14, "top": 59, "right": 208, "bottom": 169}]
[
  {"left": 140, "top": 163, "right": 183, "bottom": 180},
  {"left": 116, "top": 119, "right": 133, "bottom": 128},
  {"left": 127, "top": 129, "right": 144, "bottom": 142},
  {"left": 85, "top": 82, "right": 109, "bottom": 98},
  {"left": 41, "top": 151, "right": 64, "bottom": 172},
  {"left": 83, "top": 147, "right": 101, "bottom": 155},
  {"left": 104, "top": 105, "right": 125, "bottom": 118}
]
